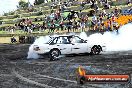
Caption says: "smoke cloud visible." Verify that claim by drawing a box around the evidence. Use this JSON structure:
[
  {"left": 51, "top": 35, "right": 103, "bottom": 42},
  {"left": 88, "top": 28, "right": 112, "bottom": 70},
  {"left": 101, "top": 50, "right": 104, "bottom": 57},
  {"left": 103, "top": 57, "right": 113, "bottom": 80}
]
[
  {"left": 84, "top": 23, "right": 132, "bottom": 51},
  {"left": 27, "top": 23, "right": 132, "bottom": 59},
  {"left": 27, "top": 36, "right": 51, "bottom": 59}
]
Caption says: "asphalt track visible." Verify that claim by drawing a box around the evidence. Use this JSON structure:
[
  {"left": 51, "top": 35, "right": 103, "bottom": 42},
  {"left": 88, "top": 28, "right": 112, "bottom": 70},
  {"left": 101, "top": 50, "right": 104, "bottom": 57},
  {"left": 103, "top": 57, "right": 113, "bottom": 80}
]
[{"left": 0, "top": 44, "right": 132, "bottom": 88}]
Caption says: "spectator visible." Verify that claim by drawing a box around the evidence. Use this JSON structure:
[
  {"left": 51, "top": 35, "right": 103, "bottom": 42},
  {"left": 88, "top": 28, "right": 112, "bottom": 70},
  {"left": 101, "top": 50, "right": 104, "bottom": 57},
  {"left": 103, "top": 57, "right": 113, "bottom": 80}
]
[
  {"left": 11, "top": 37, "right": 17, "bottom": 43},
  {"left": 80, "top": 1, "right": 86, "bottom": 10},
  {"left": 81, "top": 21, "right": 85, "bottom": 32},
  {"left": 127, "top": 0, "right": 131, "bottom": 4},
  {"left": 92, "top": 15, "right": 97, "bottom": 25},
  {"left": 10, "top": 26, "right": 14, "bottom": 34},
  {"left": 67, "top": 20, "right": 72, "bottom": 32},
  {"left": 49, "top": 22, "right": 55, "bottom": 33},
  {"left": 73, "top": 20, "right": 78, "bottom": 32},
  {"left": 60, "top": 20, "right": 64, "bottom": 31}
]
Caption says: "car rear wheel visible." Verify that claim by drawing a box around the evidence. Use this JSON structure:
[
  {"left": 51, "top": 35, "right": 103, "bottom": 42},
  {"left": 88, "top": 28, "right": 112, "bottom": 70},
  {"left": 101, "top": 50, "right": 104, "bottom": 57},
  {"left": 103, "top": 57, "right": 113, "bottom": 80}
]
[
  {"left": 91, "top": 45, "right": 101, "bottom": 55},
  {"left": 49, "top": 49, "right": 60, "bottom": 61}
]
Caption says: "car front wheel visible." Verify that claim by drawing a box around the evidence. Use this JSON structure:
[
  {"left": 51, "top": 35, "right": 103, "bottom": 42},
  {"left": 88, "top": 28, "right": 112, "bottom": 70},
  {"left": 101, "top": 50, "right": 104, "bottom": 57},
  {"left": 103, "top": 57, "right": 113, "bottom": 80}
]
[
  {"left": 49, "top": 49, "right": 60, "bottom": 61},
  {"left": 91, "top": 45, "right": 101, "bottom": 55}
]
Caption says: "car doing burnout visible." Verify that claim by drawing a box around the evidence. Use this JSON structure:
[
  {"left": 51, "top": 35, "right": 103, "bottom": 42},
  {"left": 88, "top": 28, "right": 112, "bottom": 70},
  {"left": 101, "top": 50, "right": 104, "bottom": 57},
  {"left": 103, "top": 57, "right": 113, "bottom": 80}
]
[{"left": 33, "top": 35, "right": 105, "bottom": 61}]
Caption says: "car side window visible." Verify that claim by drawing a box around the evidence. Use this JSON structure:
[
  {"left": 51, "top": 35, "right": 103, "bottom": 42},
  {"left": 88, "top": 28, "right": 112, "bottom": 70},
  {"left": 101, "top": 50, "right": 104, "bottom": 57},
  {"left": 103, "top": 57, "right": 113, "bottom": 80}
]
[
  {"left": 57, "top": 37, "right": 62, "bottom": 44},
  {"left": 62, "top": 37, "right": 70, "bottom": 44},
  {"left": 50, "top": 38, "right": 58, "bottom": 45},
  {"left": 72, "top": 36, "right": 83, "bottom": 43},
  {"left": 50, "top": 36, "right": 84, "bottom": 44},
  {"left": 57, "top": 37, "right": 70, "bottom": 44}
]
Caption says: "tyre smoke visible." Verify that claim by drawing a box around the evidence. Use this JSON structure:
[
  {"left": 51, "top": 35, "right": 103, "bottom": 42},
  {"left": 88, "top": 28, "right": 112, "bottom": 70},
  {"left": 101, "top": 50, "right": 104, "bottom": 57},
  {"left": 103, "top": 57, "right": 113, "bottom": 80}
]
[
  {"left": 80, "top": 23, "right": 132, "bottom": 51},
  {"left": 27, "top": 36, "right": 51, "bottom": 59}
]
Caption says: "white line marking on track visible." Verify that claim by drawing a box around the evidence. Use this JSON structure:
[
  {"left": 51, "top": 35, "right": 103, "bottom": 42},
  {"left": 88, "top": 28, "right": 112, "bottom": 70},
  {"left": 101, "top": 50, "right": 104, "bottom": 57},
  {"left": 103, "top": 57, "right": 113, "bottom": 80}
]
[
  {"left": 12, "top": 69, "right": 55, "bottom": 88},
  {"left": 36, "top": 74, "right": 77, "bottom": 83}
]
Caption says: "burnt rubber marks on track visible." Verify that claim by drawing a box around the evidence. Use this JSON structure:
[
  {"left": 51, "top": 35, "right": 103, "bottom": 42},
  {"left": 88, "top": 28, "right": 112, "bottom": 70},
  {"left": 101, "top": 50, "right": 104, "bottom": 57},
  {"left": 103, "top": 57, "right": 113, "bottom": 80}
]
[
  {"left": 11, "top": 56, "right": 132, "bottom": 88},
  {"left": 1, "top": 44, "right": 132, "bottom": 88}
]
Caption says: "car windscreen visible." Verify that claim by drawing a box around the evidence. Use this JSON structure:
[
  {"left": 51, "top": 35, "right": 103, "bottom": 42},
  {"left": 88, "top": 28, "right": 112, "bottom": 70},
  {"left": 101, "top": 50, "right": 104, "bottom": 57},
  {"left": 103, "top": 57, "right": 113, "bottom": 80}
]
[{"left": 45, "top": 37, "right": 53, "bottom": 44}]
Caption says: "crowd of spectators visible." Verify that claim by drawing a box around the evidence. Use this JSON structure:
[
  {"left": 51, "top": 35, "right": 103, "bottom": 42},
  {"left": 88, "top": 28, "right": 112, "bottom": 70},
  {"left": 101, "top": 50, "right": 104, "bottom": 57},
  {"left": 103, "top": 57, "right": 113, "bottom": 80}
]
[
  {"left": 2, "top": 0, "right": 132, "bottom": 34},
  {"left": 4, "top": 26, "right": 15, "bottom": 34}
]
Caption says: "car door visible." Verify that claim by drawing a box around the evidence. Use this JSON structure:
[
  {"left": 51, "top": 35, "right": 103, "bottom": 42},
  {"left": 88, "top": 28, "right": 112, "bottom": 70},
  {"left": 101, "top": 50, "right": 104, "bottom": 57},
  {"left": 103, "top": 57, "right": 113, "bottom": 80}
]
[
  {"left": 70, "top": 36, "right": 88, "bottom": 54},
  {"left": 54, "top": 36, "right": 72, "bottom": 54}
]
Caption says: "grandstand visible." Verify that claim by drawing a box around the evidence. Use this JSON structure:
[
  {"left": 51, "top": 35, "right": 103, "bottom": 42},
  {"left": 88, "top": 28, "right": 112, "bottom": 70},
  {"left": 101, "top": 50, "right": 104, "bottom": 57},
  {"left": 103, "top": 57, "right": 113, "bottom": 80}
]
[{"left": 0, "top": 0, "right": 131, "bottom": 36}]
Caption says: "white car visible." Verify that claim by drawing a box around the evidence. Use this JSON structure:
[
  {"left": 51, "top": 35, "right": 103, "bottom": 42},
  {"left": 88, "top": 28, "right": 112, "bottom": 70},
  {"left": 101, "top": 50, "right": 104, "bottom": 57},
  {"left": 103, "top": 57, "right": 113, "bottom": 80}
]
[{"left": 33, "top": 35, "right": 105, "bottom": 61}]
